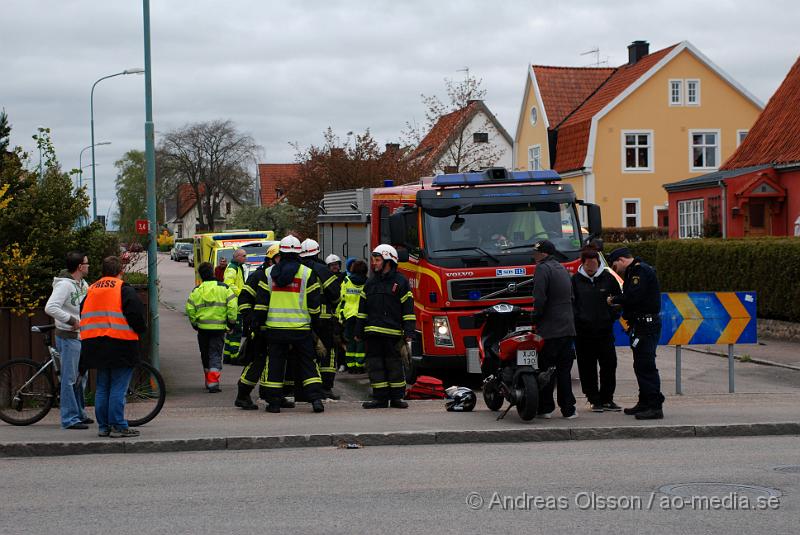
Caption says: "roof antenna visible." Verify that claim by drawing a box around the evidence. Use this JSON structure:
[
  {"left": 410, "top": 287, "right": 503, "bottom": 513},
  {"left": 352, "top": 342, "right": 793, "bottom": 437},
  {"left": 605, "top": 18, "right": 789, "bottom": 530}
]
[{"left": 580, "top": 47, "right": 608, "bottom": 67}]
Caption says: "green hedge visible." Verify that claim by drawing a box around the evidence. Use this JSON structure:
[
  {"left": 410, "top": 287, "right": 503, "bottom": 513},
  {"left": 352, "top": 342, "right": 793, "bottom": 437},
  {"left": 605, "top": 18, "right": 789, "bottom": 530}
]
[{"left": 603, "top": 238, "right": 800, "bottom": 322}]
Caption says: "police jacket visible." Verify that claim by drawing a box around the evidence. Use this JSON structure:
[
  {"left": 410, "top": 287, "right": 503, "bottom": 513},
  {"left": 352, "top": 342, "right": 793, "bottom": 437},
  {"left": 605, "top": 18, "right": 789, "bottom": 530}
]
[
  {"left": 80, "top": 278, "right": 146, "bottom": 369},
  {"left": 531, "top": 255, "right": 576, "bottom": 339},
  {"left": 610, "top": 258, "right": 661, "bottom": 325},
  {"left": 238, "top": 263, "right": 267, "bottom": 332},
  {"left": 301, "top": 257, "right": 341, "bottom": 319},
  {"left": 355, "top": 267, "right": 415, "bottom": 339},
  {"left": 337, "top": 273, "right": 367, "bottom": 321},
  {"left": 253, "top": 258, "right": 321, "bottom": 334},
  {"left": 223, "top": 261, "right": 245, "bottom": 297},
  {"left": 572, "top": 266, "right": 621, "bottom": 335},
  {"left": 186, "top": 280, "right": 237, "bottom": 331}
]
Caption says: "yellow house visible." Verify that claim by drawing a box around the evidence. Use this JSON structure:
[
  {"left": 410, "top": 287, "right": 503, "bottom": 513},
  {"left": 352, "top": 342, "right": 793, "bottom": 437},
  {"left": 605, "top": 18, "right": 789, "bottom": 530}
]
[{"left": 514, "top": 40, "right": 763, "bottom": 228}]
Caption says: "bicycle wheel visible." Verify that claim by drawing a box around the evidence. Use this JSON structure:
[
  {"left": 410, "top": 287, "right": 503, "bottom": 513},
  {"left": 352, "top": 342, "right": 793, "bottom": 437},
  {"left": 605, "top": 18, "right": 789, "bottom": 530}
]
[
  {"left": 125, "top": 361, "right": 166, "bottom": 427},
  {"left": 0, "top": 359, "right": 56, "bottom": 426}
]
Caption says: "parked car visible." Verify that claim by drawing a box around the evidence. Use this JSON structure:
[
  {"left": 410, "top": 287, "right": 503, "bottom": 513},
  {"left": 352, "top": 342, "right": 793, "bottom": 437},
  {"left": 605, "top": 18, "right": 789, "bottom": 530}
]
[{"left": 170, "top": 242, "right": 193, "bottom": 262}]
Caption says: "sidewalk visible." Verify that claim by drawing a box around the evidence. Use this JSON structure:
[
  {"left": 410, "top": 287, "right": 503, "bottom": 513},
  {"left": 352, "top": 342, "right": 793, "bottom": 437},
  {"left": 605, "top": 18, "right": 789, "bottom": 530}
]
[{"left": 2, "top": 299, "right": 800, "bottom": 457}]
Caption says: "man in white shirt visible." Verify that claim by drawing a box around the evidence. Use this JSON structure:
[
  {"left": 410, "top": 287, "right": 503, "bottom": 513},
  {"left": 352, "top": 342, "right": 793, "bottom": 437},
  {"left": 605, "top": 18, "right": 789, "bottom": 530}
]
[{"left": 44, "top": 251, "right": 91, "bottom": 430}]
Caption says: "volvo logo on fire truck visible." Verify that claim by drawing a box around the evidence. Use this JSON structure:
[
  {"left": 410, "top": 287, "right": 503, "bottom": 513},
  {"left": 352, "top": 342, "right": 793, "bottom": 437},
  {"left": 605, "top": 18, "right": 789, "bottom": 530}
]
[{"left": 445, "top": 271, "right": 474, "bottom": 278}]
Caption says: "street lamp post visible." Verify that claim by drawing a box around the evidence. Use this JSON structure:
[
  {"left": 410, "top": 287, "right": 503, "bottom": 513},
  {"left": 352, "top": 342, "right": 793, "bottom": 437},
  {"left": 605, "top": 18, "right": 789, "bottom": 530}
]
[
  {"left": 79, "top": 141, "right": 110, "bottom": 191},
  {"left": 143, "top": 0, "right": 159, "bottom": 369},
  {"left": 90, "top": 68, "right": 143, "bottom": 221}
]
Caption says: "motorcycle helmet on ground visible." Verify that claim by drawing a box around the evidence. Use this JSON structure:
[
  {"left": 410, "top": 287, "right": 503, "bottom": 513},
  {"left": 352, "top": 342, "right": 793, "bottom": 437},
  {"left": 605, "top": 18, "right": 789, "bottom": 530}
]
[
  {"left": 300, "top": 238, "right": 320, "bottom": 258},
  {"left": 445, "top": 386, "right": 477, "bottom": 412},
  {"left": 279, "top": 235, "right": 302, "bottom": 254}
]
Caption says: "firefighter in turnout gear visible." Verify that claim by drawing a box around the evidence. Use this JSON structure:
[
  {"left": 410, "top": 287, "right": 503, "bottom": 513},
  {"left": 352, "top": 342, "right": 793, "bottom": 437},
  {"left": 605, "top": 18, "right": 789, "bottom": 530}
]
[
  {"left": 337, "top": 259, "right": 368, "bottom": 372},
  {"left": 300, "top": 238, "right": 342, "bottom": 399},
  {"left": 234, "top": 243, "right": 286, "bottom": 410},
  {"left": 223, "top": 248, "right": 247, "bottom": 364},
  {"left": 253, "top": 235, "right": 325, "bottom": 413},
  {"left": 355, "top": 244, "right": 416, "bottom": 409},
  {"left": 186, "top": 262, "right": 238, "bottom": 393}
]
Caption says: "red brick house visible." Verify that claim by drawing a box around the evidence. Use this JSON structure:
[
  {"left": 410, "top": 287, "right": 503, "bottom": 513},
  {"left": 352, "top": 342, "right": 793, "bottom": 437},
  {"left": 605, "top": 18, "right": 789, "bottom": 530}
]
[
  {"left": 257, "top": 163, "right": 300, "bottom": 206},
  {"left": 664, "top": 56, "right": 800, "bottom": 238}
]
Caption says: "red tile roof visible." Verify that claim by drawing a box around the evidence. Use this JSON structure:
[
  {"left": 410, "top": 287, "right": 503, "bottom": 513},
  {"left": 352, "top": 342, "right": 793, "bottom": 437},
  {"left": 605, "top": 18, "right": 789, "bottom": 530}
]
[
  {"left": 533, "top": 44, "right": 678, "bottom": 173},
  {"left": 722, "top": 56, "right": 800, "bottom": 169},
  {"left": 532, "top": 66, "right": 614, "bottom": 127},
  {"left": 408, "top": 101, "right": 481, "bottom": 171},
  {"left": 177, "top": 183, "right": 202, "bottom": 218},
  {"left": 258, "top": 163, "right": 300, "bottom": 206}
]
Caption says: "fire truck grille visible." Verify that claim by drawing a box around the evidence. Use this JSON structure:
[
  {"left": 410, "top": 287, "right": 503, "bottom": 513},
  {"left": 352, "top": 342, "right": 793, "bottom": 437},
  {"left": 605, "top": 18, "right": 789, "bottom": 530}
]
[{"left": 448, "top": 277, "right": 533, "bottom": 300}]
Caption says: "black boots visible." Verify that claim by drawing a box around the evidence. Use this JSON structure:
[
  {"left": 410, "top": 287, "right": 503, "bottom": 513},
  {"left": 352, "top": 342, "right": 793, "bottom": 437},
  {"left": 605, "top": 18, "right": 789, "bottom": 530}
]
[
  {"left": 390, "top": 399, "right": 408, "bottom": 409},
  {"left": 634, "top": 408, "right": 664, "bottom": 420},
  {"left": 235, "top": 384, "right": 258, "bottom": 410},
  {"left": 362, "top": 399, "right": 389, "bottom": 409},
  {"left": 312, "top": 400, "right": 325, "bottom": 413}
]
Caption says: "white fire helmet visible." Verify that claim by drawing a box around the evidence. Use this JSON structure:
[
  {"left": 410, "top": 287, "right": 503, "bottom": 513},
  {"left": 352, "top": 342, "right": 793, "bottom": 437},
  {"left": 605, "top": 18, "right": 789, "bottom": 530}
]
[
  {"left": 279, "top": 235, "right": 302, "bottom": 254},
  {"left": 371, "top": 244, "right": 398, "bottom": 263},
  {"left": 325, "top": 254, "right": 341, "bottom": 265},
  {"left": 300, "top": 238, "right": 320, "bottom": 258}
]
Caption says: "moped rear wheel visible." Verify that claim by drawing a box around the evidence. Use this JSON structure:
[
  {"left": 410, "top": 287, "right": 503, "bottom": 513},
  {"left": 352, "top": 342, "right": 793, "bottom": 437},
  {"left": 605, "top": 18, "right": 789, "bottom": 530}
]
[
  {"left": 515, "top": 374, "right": 539, "bottom": 421},
  {"left": 482, "top": 379, "right": 504, "bottom": 411}
]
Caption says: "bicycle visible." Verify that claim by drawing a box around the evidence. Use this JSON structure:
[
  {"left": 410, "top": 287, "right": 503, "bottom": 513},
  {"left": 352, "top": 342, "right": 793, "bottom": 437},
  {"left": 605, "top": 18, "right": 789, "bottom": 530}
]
[{"left": 0, "top": 324, "right": 166, "bottom": 427}]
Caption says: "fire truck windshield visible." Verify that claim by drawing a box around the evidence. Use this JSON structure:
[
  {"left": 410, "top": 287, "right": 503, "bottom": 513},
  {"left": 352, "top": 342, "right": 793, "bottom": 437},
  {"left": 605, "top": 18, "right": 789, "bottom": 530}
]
[{"left": 423, "top": 201, "right": 582, "bottom": 265}]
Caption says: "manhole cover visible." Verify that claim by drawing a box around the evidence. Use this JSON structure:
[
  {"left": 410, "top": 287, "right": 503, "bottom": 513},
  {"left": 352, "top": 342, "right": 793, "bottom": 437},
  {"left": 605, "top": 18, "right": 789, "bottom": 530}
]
[
  {"left": 773, "top": 465, "right": 800, "bottom": 474},
  {"left": 659, "top": 483, "right": 781, "bottom": 498}
]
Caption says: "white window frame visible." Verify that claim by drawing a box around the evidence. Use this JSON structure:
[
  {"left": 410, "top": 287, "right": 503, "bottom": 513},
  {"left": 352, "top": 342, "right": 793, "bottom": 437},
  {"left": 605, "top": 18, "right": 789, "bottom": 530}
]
[
  {"left": 737, "top": 129, "right": 749, "bottom": 146},
  {"left": 527, "top": 144, "right": 542, "bottom": 171},
  {"left": 678, "top": 198, "right": 704, "bottom": 238},
  {"left": 622, "top": 198, "right": 641, "bottom": 228},
  {"left": 621, "top": 130, "right": 654, "bottom": 173},
  {"left": 689, "top": 129, "right": 721, "bottom": 171},
  {"left": 686, "top": 79, "right": 701, "bottom": 106},
  {"left": 669, "top": 79, "right": 683, "bottom": 106}
]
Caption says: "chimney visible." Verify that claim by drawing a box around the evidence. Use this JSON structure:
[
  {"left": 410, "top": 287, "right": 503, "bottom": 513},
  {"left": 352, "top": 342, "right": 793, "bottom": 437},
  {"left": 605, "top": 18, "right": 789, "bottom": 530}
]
[
  {"left": 385, "top": 143, "right": 400, "bottom": 153},
  {"left": 627, "top": 40, "right": 649, "bottom": 64}
]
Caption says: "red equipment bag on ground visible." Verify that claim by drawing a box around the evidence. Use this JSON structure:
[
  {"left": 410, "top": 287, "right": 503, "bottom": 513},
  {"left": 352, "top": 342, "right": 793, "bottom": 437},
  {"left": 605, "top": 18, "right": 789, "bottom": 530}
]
[{"left": 405, "top": 375, "right": 446, "bottom": 399}]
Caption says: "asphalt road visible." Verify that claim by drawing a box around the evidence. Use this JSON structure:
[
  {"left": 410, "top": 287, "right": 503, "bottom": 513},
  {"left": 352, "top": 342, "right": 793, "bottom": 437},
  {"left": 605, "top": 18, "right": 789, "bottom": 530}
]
[{"left": 2, "top": 435, "right": 797, "bottom": 534}]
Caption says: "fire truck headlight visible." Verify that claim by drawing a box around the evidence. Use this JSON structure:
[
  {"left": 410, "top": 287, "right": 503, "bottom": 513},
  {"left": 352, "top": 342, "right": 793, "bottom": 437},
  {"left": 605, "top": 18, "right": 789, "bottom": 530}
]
[{"left": 433, "top": 316, "right": 454, "bottom": 347}]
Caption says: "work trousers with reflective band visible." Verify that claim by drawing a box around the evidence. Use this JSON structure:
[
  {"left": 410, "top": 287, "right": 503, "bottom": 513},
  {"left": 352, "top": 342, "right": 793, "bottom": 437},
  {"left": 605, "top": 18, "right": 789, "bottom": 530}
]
[
  {"left": 629, "top": 323, "right": 665, "bottom": 409},
  {"left": 343, "top": 318, "right": 365, "bottom": 369},
  {"left": 224, "top": 315, "right": 243, "bottom": 363},
  {"left": 538, "top": 336, "right": 577, "bottom": 417},
  {"left": 365, "top": 334, "right": 406, "bottom": 401},
  {"left": 198, "top": 330, "right": 225, "bottom": 389},
  {"left": 262, "top": 335, "right": 323, "bottom": 404},
  {"left": 314, "top": 321, "right": 336, "bottom": 389},
  {"left": 575, "top": 330, "right": 617, "bottom": 405},
  {"left": 238, "top": 334, "right": 294, "bottom": 399}
]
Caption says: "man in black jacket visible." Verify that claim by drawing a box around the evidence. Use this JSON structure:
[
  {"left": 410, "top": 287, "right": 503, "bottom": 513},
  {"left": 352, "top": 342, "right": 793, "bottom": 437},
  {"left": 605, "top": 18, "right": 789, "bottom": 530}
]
[
  {"left": 572, "top": 247, "right": 622, "bottom": 412},
  {"left": 607, "top": 247, "right": 665, "bottom": 420},
  {"left": 355, "top": 244, "right": 415, "bottom": 409},
  {"left": 531, "top": 240, "right": 577, "bottom": 419}
]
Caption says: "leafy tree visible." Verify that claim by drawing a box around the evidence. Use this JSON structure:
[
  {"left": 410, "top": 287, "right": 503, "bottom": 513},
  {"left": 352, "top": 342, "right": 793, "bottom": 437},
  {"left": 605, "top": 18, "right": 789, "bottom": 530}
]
[
  {"left": 159, "top": 120, "right": 261, "bottom": 231},
  {"left": 113, "top": 149, "right": 167, "bottom": 241},
  {"left": 228, "top": 202, "right": 301, "bottom": 238},
  {"left": 404, "top": 73, "right": 507, "bottom": 173},
  {"left": 0, "top": 109, "right": 11, "bottom": 160},
  {"left": 285, "top": 128, "right": 428, "bottom": 237},
  {"left": 0, "top": 117, "right": 119, "bottom": 311}
]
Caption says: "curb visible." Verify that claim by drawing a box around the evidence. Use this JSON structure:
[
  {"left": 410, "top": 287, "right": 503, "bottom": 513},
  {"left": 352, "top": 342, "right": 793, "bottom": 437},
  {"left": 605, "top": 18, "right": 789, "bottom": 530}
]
[
  {"left": 2, "top": 422, "right": 799, "bottom": 458},
  {"left": 682, "top": 346, "right": 800, "bottom": 372}
]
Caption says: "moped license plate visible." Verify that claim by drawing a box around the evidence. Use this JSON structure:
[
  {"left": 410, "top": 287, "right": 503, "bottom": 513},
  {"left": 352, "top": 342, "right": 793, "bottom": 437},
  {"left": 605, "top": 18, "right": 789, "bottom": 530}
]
[{"left": 516, "top": 349, "right": 538, "bottom": 368}]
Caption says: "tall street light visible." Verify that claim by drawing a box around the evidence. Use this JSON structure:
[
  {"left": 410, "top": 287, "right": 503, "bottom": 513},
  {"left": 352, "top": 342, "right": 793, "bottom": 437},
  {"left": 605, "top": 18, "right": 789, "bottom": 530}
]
[
  {"left": 79, "top": 141, "right": 110, "bottom": 192},
  {"left": 90, "top": 68, "right": 143, "bottom": 221},
  {"left": 143, "top": 0, "right": 159, "bottom": 368}
]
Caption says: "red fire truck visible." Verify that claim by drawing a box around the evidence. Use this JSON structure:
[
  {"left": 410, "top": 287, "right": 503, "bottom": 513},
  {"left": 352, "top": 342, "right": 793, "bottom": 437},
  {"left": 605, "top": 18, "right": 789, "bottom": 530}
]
[{"left": 317, "top": 167, "right": 601, "bottom": 378}]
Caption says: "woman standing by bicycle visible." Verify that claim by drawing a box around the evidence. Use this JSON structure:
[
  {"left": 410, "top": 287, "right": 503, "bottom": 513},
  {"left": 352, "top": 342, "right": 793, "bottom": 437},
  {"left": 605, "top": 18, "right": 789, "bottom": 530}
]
[
  {"left": 44, "top": 251, "right": 91, "bottom": 430},
  {"left": 80, "top": 256, "right": 147, "bottom": 438}
]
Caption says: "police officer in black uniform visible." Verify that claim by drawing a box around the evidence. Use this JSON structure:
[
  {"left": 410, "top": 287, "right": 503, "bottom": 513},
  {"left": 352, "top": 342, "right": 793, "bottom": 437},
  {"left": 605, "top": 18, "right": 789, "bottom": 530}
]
[{"left": 606, "top": 247, "right": 665, "bottom": 420}]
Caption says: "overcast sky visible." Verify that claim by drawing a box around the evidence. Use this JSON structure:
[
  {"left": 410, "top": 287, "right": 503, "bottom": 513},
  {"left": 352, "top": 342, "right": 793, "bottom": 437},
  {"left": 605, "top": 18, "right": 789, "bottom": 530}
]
[{"left": 2, "top": 0, "right": 798, "bottom": 221}]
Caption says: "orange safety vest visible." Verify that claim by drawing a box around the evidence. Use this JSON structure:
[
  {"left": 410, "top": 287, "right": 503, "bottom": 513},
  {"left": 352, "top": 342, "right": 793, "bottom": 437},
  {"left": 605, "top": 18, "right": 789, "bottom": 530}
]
[{"left": 80, "top": 276, "right": 139, "bottom": 341}]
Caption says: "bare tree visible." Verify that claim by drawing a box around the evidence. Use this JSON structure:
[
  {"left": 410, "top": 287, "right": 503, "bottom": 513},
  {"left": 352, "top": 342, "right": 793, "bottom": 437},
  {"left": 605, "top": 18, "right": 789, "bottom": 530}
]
[
  {"left": 159, "top": 120, "right": 261, "bottom": 230},
  {"left": 404, "top": 73, "right": 507, "bottom": 173}
]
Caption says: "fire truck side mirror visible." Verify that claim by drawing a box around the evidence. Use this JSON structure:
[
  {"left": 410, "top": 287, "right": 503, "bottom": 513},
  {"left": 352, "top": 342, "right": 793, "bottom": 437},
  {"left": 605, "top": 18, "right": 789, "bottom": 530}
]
[
  {"left": 396, "top": 248, "right": 410, "bottom": 263},
  {"left": 586, "top": 203, "right": 602, "bottom": 239}
]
